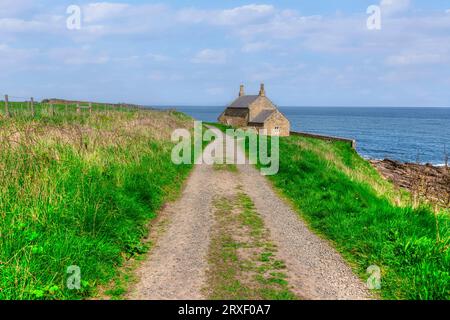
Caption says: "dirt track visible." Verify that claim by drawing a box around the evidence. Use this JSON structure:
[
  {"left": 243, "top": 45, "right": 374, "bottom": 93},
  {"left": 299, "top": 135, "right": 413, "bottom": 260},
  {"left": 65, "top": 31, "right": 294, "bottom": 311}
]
[{"left": 127, "top": 127, "right": 371, "bottom": 300}]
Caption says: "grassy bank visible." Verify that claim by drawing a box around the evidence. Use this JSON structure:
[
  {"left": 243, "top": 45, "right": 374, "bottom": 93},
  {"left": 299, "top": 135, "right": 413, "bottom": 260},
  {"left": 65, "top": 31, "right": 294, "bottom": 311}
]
[
  {"left": 0, "top": 107, "right": 193, "bottom": 299},
  {"left": 254, "top": 134, "right": 449, "bottom": 300}
]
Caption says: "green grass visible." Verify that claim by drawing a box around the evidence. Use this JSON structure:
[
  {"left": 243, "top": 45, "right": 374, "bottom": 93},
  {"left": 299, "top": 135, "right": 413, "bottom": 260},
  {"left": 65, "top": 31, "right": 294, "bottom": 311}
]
[
  {"left": 0, "top": 108, "right": 194, "bottom": 299},
  {"left": 254, "top": 134, "right": 449, "bottom": 300},
  {"left": 213, "top": 163, "right": 238, "bottom": 173},
  {"left": 206, "top": 193, "right": 296, "bottom": 300},
  {"left": 204, "top": 122, "right": 232, "bottom": 132},
  {"left": 0, "top": 101, "right": 138, "bottom": 118}
]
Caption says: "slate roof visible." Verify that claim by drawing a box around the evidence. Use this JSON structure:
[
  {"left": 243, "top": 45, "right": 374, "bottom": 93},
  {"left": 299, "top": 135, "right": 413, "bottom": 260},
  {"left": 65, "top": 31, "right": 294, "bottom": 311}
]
[
  {"left": 228, "top": 95, "right": 259, "bottom": 109},
  {"left": 249, "top": 110, "right": 275, "bottom": 124},
  {"left": 223, "top": 108, "right": 249, "bottom": 117}
]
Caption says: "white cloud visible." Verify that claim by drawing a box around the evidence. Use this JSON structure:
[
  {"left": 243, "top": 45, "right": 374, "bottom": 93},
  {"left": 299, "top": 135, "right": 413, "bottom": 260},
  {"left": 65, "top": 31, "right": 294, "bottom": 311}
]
[
  {"left": 192, "top": 49, "right": 228, "bottom": 64},
  {"left": 60, "top": 3, "right": 170, "bottom": 40},
  {"left": 215, "top": 4, "right": 274, "bottom": 25},
  {"left": 380, "top": 0, "right": 410, "bottom": 16},
  {"left": 178, "top": 4, "right": 274, "bottom": 26},
  {"left": 145, "top": 53, "right": 170, "bottom": 62},
  {"left": 233, "top": 11, "right": 323, "bottom": 40},
  {"left": 83, "top": 2, "right": 130, "bottom": 23}
]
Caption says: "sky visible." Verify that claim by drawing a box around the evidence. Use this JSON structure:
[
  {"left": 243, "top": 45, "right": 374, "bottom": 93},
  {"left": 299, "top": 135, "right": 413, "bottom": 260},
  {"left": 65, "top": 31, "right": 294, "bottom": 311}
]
[{"left": 1, "top": 0, "right": 450, "bottom": 107}]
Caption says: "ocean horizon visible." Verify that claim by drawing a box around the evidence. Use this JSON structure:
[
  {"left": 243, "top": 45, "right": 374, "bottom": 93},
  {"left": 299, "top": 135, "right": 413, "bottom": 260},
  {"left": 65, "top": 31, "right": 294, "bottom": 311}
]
[{"left": 163, "top": 106, "right": 450, "bottom": 166}]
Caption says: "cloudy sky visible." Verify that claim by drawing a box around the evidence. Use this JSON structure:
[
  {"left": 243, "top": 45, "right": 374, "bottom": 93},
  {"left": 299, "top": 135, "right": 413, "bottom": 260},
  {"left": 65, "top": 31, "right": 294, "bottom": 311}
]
[{"left": 1, "top": 0, "right": 450, "bottom": 106}]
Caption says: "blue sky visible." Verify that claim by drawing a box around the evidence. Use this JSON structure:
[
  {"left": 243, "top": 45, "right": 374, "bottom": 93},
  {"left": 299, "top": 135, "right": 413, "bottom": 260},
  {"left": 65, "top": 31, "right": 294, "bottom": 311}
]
[{"left": 1, "top": 0, "right": 450, "bottom": 106}]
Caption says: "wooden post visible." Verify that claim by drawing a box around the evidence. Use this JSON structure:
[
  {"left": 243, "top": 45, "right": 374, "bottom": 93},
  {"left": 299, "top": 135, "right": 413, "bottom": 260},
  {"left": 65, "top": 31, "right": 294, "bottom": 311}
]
[
  {"left": 89, "top": 102, "right": 92, "bottom": 114},
  {"left": 51, "top": 102, "right": 55, "bottom": 116},
  {"left": 4, "top": 94, "right": 10, "bottom": 118},
  {"left": 31, "top": 97, "right": 35, "bottom": 117},
  {"left": 77, "top": 103, "right": 81, "bottom": 113}
]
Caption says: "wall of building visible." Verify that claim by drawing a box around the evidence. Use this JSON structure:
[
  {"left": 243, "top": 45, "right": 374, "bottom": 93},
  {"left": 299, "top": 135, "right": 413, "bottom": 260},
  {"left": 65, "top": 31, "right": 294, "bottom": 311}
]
[
  {"left": 264, "top": 112, "right": 291, "bottom": 137},
  {"left": 219, "top": 113, "right": 248, "bottom": 127}
]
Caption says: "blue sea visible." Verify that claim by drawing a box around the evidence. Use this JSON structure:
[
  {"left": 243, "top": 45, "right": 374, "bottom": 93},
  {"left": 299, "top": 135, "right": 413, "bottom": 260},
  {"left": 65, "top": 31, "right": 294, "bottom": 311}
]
[{"left": 167, "top": 106, "right": 450, "bottom": 165}]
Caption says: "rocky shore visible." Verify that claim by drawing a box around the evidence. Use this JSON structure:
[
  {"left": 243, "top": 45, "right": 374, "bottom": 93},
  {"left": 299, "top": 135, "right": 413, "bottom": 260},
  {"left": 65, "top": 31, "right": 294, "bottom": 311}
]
[{"left": 370, "top": 159, "right": 449, "bottom": 210}]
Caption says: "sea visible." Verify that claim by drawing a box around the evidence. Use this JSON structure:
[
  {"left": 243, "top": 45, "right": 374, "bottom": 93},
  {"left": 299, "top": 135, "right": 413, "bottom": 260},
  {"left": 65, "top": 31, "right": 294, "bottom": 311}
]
[{"left": 164, "top": 106, "right": 450, "bottom": 166}]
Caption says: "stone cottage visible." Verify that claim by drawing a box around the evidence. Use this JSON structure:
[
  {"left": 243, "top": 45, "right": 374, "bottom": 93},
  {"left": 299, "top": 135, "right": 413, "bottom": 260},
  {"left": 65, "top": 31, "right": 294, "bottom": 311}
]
[{"left": 218, "top": 84, "right": 290, "bottom": 136}]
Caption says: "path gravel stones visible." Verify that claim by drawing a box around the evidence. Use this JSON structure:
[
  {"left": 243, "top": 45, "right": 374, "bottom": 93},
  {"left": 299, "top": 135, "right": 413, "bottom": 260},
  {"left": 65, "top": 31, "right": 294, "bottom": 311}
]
[
  {"left": 239, "top": 164, "right": 371, "bottom": 300},
  {"left": 128, "top": 127, "right": 371, "bottom": 300}
]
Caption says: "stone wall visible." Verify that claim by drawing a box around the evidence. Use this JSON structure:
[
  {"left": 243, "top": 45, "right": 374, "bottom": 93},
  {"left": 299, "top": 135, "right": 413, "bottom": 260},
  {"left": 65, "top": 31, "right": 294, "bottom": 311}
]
[
  {"left": 290, "top": 131, "right": 356, "bottom": 149},
  {"left": 218, "top": 113, "right": 248, "bottom": 127},
  {"left": 264, "top": 112, "right": 290, "bottom": 136}
]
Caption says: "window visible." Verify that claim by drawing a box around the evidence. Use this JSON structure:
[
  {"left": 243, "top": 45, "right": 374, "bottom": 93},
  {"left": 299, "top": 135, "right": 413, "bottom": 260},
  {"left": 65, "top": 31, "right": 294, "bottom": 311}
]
[{"left": 274, "top": 126, "right": 280, "bottom": 136}]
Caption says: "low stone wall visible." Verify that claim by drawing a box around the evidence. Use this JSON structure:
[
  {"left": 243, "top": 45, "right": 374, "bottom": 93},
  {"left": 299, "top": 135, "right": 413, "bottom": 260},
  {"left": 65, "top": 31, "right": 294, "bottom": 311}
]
[{"left": 290, "top": 131, "right": 357, "bottom": 149}]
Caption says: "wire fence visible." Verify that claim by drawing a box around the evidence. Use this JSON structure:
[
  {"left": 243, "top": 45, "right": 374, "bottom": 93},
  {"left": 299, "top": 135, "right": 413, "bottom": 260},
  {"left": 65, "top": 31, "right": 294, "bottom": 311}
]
[{"left": 0, "top": 94, "right": 147, "bottom": 118}]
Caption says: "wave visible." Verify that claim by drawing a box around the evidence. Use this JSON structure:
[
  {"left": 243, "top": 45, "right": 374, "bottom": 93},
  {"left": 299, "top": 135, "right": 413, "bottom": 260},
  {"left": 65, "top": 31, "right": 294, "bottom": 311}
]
[{"left": 434, "top": 163, "right": 448, "bottom": 167}]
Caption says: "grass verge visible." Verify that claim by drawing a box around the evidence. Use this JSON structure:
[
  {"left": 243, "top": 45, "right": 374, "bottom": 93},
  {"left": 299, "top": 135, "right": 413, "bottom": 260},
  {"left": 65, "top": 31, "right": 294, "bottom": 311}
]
[
  {"left": 264, "top": 135, "right": 449, "bottom": 300},
  {"left": 0, "top": 109, "right": 193, "bottom": 299}
]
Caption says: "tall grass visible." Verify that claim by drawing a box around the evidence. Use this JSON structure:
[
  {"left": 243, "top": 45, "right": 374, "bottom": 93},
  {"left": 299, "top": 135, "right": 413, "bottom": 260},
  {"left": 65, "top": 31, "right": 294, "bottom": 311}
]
[
  {"left": 0, "top": 109, "right": 193, "bottom": 299},
  {"left": 0, "top": 101, "right": 138, "bottom": 119}
]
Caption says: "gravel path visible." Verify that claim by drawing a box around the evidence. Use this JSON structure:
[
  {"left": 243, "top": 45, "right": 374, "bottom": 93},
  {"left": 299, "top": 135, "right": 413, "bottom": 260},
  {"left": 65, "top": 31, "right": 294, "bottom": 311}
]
[
  {"left": 128, "top": 127, "right": 371, "bottom": 300},
  {"left": 239, "top": 165, "right": 371, "bottom": 300}
]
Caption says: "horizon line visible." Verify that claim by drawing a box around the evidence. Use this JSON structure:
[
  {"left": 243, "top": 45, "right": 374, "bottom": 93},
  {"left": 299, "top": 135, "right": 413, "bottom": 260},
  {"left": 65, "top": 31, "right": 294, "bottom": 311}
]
[{"left": 155, "top": 105, "right": 450, "bottom": 109}]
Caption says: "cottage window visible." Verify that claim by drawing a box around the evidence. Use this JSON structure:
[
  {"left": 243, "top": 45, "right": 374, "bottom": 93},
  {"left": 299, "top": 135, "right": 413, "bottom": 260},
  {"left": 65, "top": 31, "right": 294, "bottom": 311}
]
[{"left": 274, "top": 126, "right": 280, "bottom": 136}]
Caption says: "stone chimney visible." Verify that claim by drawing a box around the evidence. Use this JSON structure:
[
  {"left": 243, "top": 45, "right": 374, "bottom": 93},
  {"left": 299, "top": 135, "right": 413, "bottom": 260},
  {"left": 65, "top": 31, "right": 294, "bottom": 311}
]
[
  {"left": 259, "top": 83, "right": 266, "bottom": 97},
  {"left": 239, "top": 84, "right": 245, "bottom": 97}
]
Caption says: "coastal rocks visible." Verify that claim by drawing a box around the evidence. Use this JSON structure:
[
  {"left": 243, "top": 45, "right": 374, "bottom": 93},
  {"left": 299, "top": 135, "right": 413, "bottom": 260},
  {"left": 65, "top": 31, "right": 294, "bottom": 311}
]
[{"left": 370, "top": 159, "right": 450, "bottom": 209}]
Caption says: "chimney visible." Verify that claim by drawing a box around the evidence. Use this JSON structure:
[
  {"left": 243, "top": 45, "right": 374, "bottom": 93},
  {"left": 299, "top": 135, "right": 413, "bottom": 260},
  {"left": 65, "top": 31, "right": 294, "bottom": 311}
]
[
  {"left": 259, "top": 83, "right": 266, "bottom": 97},
  {"left": 239, "top": 84, "right": 245, "bottom": 97}
]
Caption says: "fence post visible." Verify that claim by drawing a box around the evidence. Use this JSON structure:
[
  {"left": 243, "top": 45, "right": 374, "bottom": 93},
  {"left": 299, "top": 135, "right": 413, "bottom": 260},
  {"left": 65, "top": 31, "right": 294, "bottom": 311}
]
[
  {"left": 4, "top": 94, "right": 10, "bottom": 117},
  {"left": 31, "top": 97, "right": 35, "bottom": 117},
  {"left": 89, "top": 102, "right": 92, "bottom": 114},
  {"left": 50, "top": 102, "right": 55, "bottom": 116},
  {"left": 77, "top": 103, "right": 81, "bottom": 113}
]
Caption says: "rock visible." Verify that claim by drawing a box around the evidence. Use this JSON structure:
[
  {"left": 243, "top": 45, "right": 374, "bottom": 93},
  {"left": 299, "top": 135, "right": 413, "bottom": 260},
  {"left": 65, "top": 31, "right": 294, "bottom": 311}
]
[{"left": 370, "top": 159, "right": 450, "bottom": 209}]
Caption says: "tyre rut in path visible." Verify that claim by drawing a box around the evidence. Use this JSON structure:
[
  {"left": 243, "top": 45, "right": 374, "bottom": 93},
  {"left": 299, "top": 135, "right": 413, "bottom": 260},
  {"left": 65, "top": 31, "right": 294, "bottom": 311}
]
[
  {"left": 127, "top": 128, "right": 235, "bottom": 300},
  {"left": 128, "top": 127, "right": 371, "bottom": 300}
]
